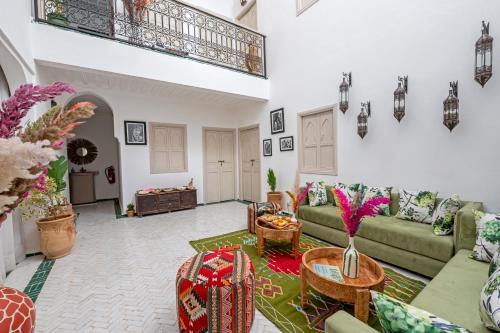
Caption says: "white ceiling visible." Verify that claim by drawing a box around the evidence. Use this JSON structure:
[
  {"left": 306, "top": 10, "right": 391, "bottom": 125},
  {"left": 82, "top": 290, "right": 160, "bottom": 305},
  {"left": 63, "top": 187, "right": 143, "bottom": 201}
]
[{"left": 37, "top": 63, "right": 265, "bottom": 111}]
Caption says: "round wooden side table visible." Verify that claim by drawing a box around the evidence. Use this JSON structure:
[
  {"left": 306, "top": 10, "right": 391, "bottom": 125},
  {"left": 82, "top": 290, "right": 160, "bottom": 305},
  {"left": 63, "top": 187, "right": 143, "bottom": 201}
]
[
  {"left": 255, "top": 219, "right": 302, "bottom": 258},
  {"left": 300, "top": 246, "right": 385, "bottom": 323}
]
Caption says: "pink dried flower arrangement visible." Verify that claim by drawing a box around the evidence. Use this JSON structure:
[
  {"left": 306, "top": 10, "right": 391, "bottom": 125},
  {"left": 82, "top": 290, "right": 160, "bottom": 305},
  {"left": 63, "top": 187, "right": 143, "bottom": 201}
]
[{"left": 331, "top": 187, "right": 390, "bottom": 237}]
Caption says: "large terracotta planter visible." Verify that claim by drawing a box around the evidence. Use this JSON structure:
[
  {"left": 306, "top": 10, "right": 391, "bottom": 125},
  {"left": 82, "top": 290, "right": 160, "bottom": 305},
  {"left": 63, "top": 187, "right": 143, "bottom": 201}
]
[
  {"left": 37, "top": 214, "right": 76, "bottom": 259},
  {"left": 267, "top": 192, "right": 283, "bottom": 206}
]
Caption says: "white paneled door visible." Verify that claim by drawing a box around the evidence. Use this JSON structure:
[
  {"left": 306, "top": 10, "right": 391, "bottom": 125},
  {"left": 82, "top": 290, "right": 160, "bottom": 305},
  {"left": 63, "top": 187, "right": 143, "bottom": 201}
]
[
  {"left": 240, "top": 126, "right": 261, "bottom": 203},
  {"left": 204, "top": 129, "right": 236, "bottom": 204}
]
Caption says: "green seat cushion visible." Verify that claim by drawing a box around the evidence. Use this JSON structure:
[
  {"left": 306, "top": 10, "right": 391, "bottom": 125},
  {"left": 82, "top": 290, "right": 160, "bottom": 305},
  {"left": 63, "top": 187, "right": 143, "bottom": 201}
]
[
  {"left": 298, "top": 205, "right": 454, "bottom": 262},
  {"left": 411, "top": 249, "right": 490, "bottom": 333}
]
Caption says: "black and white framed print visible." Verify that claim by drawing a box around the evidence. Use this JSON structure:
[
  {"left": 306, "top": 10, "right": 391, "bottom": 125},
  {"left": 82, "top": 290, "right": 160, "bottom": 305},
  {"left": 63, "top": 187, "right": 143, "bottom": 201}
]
[
  {"left": 279, "top": 136, "right": 294, "bottom": 151},
  {"left": 263, "top": 139, "right": 272, "bottom": 156},
  {"left": 124, "top": 121, "right": 147, "bottom": 145},
  {"left": 270, "top": 108, "right": 285, "bottom": 134}
]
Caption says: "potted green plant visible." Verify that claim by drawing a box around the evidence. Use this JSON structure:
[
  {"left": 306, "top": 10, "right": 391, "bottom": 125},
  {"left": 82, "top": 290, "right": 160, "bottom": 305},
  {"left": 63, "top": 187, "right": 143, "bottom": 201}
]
[
  {"left": 21, "top": 176, "right": 75, "bottom": 259},
  {"left": 47, "top": 156, "right": 72, "bottom": 215},
  {"left": 266, "top": 168, "right": 282, "bottom": 206},
  {"left": 47, "top": 0, "right": 69, "bottom": 26},
  {"left": 127, "top": 203, "right": 135, "bottom": 217}
]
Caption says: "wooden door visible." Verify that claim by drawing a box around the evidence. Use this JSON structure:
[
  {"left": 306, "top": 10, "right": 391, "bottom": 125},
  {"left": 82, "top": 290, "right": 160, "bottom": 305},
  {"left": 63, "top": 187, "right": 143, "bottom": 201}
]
[
  {"left": 240, "top": 127, "right": 260, "bottom": 202},
  {"left": 204, "top": 130, "right": 236, "bottom": 204}
]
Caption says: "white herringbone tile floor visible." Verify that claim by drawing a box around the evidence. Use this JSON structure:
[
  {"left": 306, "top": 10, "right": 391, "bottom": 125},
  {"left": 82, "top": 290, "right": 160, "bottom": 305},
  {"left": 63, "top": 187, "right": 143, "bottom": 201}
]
[{"left": 7, "top": 201, "right": 281, "bottom": 333}]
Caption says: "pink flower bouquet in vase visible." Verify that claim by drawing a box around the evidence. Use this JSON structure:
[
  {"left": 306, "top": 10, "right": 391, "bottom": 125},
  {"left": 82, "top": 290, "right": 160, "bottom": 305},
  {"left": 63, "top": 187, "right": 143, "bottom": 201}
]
[
  {"left": 286, "top": 173, "right": 313, "bottom": 222},
  {"left": 331, "top": 187, "right": 389, "bottom": 278}
]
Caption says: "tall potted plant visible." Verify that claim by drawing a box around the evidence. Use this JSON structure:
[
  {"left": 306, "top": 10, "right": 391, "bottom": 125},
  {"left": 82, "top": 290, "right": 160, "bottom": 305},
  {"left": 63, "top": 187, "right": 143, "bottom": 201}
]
[
  {"left": 266, "top": 168, "right": 282, "bottom": 206},
  {"left": 21, "top": 176, "right": 75, "bottom": 259}
]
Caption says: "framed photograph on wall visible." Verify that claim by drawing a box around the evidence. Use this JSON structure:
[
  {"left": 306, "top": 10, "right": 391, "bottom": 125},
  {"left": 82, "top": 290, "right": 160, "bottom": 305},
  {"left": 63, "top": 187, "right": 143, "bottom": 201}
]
[
  {"left": 270, "top": 108, "right": 285, "bottom": 134},
  {"left": 124, "top": 121, "right": 147, "bottom": 145},
  {"left": 280, "top": 136, "right": 294, "bottom": 151},
  {"left": 263, "top": 139, "right": 272, "bottom": 156}
]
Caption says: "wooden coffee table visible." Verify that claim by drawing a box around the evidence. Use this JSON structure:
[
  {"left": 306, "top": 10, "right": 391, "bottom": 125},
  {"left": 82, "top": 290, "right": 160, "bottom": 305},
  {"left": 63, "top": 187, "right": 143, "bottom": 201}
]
[
  {"left": 300, "top": 247, "right": 385, "bottom": 323},
  {"left": 255, "top": 219, "right": 302, "bottom": 258}
]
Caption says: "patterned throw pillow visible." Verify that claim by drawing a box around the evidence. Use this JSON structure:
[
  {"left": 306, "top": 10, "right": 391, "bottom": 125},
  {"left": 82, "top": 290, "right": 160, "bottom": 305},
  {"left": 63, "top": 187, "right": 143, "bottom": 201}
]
[
  {"left": 362, "top": 186, "right": 392, "bottom": 216},
  {"left": 333, "top": 183, "right": 365, "bottom": 201},
  {"left": 396, "top": 189, "right": 438, "bottom": 224},
  {"left": 480, "top": 267, "right": 500, "bottom": 331},
  {"left": 308, "top": 181, "right": 327, "bottom": 207},
  {"left": 431, "top": 195, "right": 461, "bottom": 236},
  {"left": 471, "top": 210, "right": 500, "bottom": 263},
  {"left": 371, "top": 291, "right": 472, "bottom": 333},
  {"left": 490, "top": 250, "right": 500, "bottom": 277}
]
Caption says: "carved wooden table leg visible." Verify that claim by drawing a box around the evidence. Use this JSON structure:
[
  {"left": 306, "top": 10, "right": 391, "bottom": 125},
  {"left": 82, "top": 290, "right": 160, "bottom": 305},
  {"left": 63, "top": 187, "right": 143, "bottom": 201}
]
[
  {"left": 300, "top": 263, "right": 308, "bottom": 308},
  {"left": 292, "top": 229, "right": 300, "bottom": 258},
  {"left": 355, "top": 288, "right": 371, "bottom": 323},
  {"left": 256, "top": 228, "right": 264, "bottom": 257}
]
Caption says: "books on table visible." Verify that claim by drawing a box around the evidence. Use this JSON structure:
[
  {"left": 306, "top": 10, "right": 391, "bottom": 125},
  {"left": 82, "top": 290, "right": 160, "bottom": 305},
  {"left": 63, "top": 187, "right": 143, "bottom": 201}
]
[{"left": 312, "top": 264, "right": 345, "bottom": 283}]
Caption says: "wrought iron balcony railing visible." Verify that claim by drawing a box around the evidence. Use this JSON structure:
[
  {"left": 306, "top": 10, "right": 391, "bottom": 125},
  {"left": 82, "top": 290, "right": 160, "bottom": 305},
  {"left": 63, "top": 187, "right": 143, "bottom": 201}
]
[{"left": 34, "top": 0, "right": 266, "bottom": 78}]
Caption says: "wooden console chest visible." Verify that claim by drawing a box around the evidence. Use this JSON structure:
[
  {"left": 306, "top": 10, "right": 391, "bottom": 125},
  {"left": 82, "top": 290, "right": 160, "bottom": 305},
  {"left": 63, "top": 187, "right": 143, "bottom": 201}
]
[{"left": 136, "top": 189, "right": 197, "bottom": 217}]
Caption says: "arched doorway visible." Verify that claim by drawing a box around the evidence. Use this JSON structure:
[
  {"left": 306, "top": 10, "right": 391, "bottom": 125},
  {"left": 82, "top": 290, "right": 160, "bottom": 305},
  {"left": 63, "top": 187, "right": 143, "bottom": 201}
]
[{"left": 65, "top": 93, "right": 122, "bottom": 211}]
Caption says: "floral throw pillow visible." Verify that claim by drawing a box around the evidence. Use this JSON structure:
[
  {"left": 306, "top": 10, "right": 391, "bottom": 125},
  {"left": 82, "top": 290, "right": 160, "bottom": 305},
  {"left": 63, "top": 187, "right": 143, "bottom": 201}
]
[
  {"left": 480, "top": 267, "right": 500, "bottom": 331},
  {"left": 490, "top": 250, "right": 500, "bottom": 277},
  {"left": 362, "top": 186, "right": 392, "bottom": 216},
  {"left": 371, "top": 291, "right": 472, "bottom": 333},
  {"left": 333, "top": 183, "right": 365, "bottom": 202},
  {"left": 471, "top": 210, "right": 500, "bottom": 263},
  {"left": 396, "top": 189, "right": 438, "bottom": 224},
  {"left": 308, "top": 181, "right": 327, "bottom": 207},
  {"left": 431, "top": 195, "right": 461, "bottom": 236}
]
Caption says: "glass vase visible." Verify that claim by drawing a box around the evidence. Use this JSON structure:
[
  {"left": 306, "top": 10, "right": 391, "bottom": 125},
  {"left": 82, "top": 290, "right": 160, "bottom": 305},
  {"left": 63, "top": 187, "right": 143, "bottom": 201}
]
[{"left": 342, "top": 236, "right": 360, "bottom": 278}]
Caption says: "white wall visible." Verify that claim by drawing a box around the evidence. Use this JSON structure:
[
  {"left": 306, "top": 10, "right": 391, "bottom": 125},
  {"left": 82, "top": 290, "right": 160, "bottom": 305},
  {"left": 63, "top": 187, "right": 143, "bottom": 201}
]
[
  {"left": 237, "top": 0, "right": 500, "bottom": 211},
  {"left": 31, "top": 23, "right": 270, "bottom": 101},
  {"left": 69, "top": 108, "right": 120, "bottom": 200},
  {"left": 181, "top": 0, "right": 236, "bottom": 20}
]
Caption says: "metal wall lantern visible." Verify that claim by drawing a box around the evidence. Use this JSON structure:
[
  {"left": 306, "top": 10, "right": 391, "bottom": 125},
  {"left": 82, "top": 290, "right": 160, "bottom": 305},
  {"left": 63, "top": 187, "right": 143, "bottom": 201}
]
[
  {"left": 443, "top": 81, "right": 459, "bottom": 132},
  {"left": 358, "top": 101, "right": 371, "bottom": 139},
  {"left": 339, "top": 72, "right": 352, "bottom": 114},
  {"left": 394, "top": 75, "right": 408, "bottom": 122},
  {"left": 475, "top": 21, "right": 493, "bottom": 87}
]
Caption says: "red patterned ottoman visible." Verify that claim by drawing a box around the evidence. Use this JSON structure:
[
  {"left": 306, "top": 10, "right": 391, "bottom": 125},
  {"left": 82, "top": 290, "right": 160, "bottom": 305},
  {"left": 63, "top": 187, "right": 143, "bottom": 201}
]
[
  {"left": 176, "top": 250, "right": 255, "bottom": 333},
  {"left": 0, "top": 287, "right": 36, "bottom": 333}
]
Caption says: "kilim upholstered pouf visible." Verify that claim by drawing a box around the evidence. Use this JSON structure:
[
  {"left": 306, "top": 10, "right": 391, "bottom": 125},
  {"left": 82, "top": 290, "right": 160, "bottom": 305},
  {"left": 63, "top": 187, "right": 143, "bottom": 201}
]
[
  {"left": 176, "top": 250, "right": 255, "bottom": 333},
  {"left": 0, "top": 287, "right": 36, "bottom": 333}
]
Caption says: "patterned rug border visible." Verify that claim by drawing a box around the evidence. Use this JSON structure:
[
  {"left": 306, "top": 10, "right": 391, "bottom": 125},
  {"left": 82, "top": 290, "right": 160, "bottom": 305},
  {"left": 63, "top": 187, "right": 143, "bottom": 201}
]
[{"left": 189, "top": 230, "right": 427, "bottom": 333}]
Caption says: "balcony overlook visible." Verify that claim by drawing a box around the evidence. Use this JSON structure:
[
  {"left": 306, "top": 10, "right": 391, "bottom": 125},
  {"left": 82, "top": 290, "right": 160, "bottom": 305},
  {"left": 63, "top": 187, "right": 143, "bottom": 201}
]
[{"left": 34, "top": 0, "right": 266, "bottom": 78}]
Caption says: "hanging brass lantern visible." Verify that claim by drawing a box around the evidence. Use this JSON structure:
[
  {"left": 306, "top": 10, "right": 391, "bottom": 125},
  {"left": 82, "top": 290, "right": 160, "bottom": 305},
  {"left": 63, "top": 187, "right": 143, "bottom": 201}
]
[
  {"left": 358, "top": 101, "right": 371, "bottom": 139},
  {"left": 339, "top": 72, "right": 351, "bottom": 114},
  {"left": 394, "top": 75, "right": 408, "bottom": 122},
  {"left": 475, "top": 21, "right": 493, "bottom": 87},
  {"left": 443, "top": 81, "right": 459, "bottom": 132}
]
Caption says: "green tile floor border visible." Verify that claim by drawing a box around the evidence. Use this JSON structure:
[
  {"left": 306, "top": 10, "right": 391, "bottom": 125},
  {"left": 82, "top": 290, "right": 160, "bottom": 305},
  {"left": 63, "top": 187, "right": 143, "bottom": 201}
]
[{"left": 23, "top": 258, "right": 55, "bottom": 303}]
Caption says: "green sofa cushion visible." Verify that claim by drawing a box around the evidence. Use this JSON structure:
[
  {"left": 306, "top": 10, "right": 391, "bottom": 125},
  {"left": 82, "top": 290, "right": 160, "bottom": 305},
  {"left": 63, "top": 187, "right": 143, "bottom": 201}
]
[
  {"left": 325, "top": 310, "right": 378, "bottom": 333},
  {"left": 411, "top": 249, "right": 490, "bottom": 333},
  {"left": 298, "top": 205, "right": 454, "bottom": 262}
]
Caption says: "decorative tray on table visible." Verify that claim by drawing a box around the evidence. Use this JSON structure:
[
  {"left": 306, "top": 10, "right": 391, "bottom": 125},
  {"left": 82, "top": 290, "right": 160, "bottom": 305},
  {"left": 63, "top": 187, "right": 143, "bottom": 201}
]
[{"left": 259, "top": 214, "right": 298, "bottom": 230}]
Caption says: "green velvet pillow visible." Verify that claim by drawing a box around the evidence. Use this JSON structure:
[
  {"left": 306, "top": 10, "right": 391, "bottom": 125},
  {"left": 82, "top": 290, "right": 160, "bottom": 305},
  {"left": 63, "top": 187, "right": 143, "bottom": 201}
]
[
  {"left": 396, "top": 189, "right": 438, "bottom": 224},
  {"left": 371, "top": 291, "right": 472, "bottom": 333},
  {"left": 362, "top": 186, "right": 392, "bottom": 216},
  {"left": 431, "top": 194, "right": 461, "bottom": 235},
  {"left": 308, "top": 181, "right": 327, "bottom": 207},
  {"left": 479, "top": 267, "right": 500, "bottom": 331},
  {"left": 471, "top": 210, "right": 500, "bottom": 263}
]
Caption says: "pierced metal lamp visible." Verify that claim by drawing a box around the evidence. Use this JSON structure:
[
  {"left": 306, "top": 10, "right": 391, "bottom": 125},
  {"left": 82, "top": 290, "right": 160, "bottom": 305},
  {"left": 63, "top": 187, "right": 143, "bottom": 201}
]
[
  {"left": 394, "top": 76, "right": 408, "bottom": 122},
  {"left": 443, "top": 81, "right": 459, "bottom": 132},
  {"left": 475, "top": 21, "right": 493, "bottom": 87},
  {"left": 339, "top": 72, "right": 352, "bottom": 114},
  {"left": 358, "top": 101, "right": 371, "bottom": 139}
]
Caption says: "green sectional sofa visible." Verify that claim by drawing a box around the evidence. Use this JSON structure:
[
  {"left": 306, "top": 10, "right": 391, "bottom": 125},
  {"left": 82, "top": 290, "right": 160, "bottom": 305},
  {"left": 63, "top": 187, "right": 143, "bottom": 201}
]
[
  {"left": 297, "top": 186, "right": 482, "bottom": 277},
  {"left": 296, "top": 185, "right": 490, "bottom": 332},
  {"left": 325, "top": 250, "right": 490, "bottom": 332}
]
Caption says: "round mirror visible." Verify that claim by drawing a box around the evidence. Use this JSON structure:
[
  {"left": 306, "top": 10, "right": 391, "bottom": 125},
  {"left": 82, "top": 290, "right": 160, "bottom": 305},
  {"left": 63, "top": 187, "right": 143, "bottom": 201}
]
[
  {"left": 76, "top": 147, "right": 88, "bottom": 157},
  {"left": 67, "top": 138, "right": 98, "bottom": 165}
]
